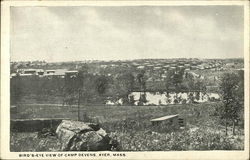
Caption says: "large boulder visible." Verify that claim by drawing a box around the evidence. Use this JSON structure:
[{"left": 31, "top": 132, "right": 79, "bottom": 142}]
[{"left": 56, "top": 120, "right": 114, "bottom": 151}]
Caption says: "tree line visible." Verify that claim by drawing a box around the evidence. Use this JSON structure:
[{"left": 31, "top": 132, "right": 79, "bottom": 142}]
[{"left": 11, "top": 65, "right": 207, "bottom": 105}]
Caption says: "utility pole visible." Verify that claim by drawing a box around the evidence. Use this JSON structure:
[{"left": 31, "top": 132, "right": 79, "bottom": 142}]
[
  {"left": 77, "top": 89, "right": 81, "bottom": 121},
  {"left": 77, "top": 88, "right": 81, "bottom": 121}
]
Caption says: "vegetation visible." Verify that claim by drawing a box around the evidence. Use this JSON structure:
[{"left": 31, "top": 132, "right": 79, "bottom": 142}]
[
  {"left": 10, "top": 65, "right": 208, "bottom": 105},
  {"left": 218, "top": 71, "right": 244, "bottom": 135},
  {"left": 10, "top": 102, "right": 244, "bottom": 151},
  {"left": 10, "top": 59, "right": 244, "bottom": 151}
]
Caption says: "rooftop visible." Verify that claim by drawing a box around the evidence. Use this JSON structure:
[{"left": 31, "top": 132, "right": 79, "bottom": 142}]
[{"left": 150, "top": 114, "right": 179, "bottom": 122}]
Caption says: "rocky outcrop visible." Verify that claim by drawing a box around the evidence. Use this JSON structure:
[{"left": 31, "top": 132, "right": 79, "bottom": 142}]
[{"left": 56, "top": 120, "right": 116, "bottom": 151}]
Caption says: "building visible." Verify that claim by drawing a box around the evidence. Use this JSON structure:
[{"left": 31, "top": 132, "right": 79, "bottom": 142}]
[
  {"left": 14, "top": 69, "right": 44, "bottom": 77},
  {"left": 150, "top": 114, "right": 181, "bottom": 130},
  {"left": 65, "top": 71, "right": 78, "bottom": 78},
  {"left": 45, "top": 70, "right": 56, "bottom": 75}
]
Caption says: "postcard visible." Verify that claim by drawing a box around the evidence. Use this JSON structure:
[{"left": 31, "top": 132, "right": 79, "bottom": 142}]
[{"left": 1, "top": 1, "right": 249, "bottom": 159}]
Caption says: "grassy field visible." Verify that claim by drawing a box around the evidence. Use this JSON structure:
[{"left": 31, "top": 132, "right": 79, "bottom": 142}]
[{"left": 10, "top": 102, "right": 244, "bottom": 151}]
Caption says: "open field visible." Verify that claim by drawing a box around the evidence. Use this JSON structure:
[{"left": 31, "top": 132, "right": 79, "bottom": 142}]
[{"left": 10, "top": 102, "right": 244, "bottom": 151}]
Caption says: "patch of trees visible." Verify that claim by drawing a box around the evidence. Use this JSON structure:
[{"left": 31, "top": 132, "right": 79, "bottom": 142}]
[
  {"left": 165, "top": 69, "right": 206, "bottom": 93},
  {"left": 217, "top": 71, "right": 244, "bottom": 135},
  {"left": 10, "top": 74, "right": 65, "bottom": 105},
  {"left": 112, "top": 71, "right": 135, "bottom": 105},
  {"left": 64, "top": 65, "right": 111, "bottom": 106}
]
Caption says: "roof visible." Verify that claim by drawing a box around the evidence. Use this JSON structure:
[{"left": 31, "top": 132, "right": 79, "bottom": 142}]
[
  {"left": 137, "top": 66, "right": 145, "bottom": 69},
  {"left": 19, "top": 73, "right": 33, "bottom": 76},
  {"left": 22, "top": 69, "right": 37, "bottom": 71},
  {"left": 150, "top": 114, "right": 179, "bottom": 122},
  {"left": 65, "top": 71, "right": 78, "bottom": 73}
]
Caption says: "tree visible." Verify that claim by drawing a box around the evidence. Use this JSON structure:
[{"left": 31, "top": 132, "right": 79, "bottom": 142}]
[
  {"left": 173, "top": 69, "right": 185, "bottom": 91},
  {"left": 137, "top": 70, "right": 146, "bottom": 92},
  {"left": 128, "top": 95, "right": 135, "bottom": 106},
  {"left": 188, "top": 92, "right": 195, "bottom": 103},
  {"left": 186, "top": 73, "right": 195, "bottom": 91},
  {"left": 138, "top": 93, "right": 147, "bottom": 106},
  {"left": 194, "top": 80, "right": 206, "bottom": 100},
  {"left": 95, "top": 75, "right": 108, "bottom": 95},
  {"left": 165, "top": 71, "right": 173, "bottom": 91},
  {"left": 63, "top": 64, "right": 90, "bottom": 121},
  {"left": 64, "top": 72, "right": 78, "bottom": 106},
  {"left": 219, "top": 72, "right": 243, "bottom": 135},
  {"left": 137, "top": 70, "right": 147, "bottom": 105},
  {"left": 102, "top": 66, "right": 136, "bottom": 105},
  {"left": 165, "top": 69, "right": 185, "bottom": 92}
]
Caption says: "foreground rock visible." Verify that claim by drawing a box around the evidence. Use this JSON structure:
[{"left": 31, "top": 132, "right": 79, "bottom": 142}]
[{"left": 56, "top": 120, "right": 116, "bottom": 151}]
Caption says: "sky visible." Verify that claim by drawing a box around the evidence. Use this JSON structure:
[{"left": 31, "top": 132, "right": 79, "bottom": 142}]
[{"left": 11, "top": 6, "right": 244, "bottom": 62}]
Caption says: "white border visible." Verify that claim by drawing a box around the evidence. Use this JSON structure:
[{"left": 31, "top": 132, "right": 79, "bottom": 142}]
[{"left": 1, "top": 1, "right": 249, "bottom": 160}]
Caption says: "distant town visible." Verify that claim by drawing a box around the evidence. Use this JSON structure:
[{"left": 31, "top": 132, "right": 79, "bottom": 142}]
[
  {"left": 10, "top": 58, "right": 243, "bottom": 79},
  {"left": 10, "top": 58, "right": 243, "bottom": 106}
]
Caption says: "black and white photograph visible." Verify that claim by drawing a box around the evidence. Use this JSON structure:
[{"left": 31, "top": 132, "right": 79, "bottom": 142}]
[{"left": 1, "top": 1, "right": 249, "bottom": 160}]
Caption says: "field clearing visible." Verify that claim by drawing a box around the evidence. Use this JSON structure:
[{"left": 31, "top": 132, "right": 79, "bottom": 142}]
[
  {"left": 12, "top": 103, "right": 222, "bottom": 130},
  {"left": 10, "top": 102, "right": 244, "bottom": 151},
  {"left": 12, "top": 103, "right": 219, "bottom": 122}
]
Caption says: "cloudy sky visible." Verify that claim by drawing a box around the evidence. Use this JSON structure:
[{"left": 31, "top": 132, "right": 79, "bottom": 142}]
[{"left": 11, "top": 6, "right": 244, "bottom": 62}]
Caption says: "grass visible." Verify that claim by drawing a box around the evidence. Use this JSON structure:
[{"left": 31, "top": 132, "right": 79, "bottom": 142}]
[
  {"left": 10, "top": 132, "right": 61, "bottom": 152},
  {"left": 10, "top": 102, "right": 244, "bottom": 151}
]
